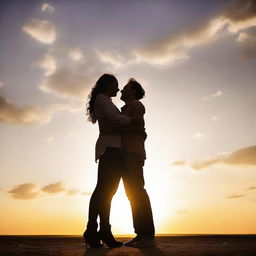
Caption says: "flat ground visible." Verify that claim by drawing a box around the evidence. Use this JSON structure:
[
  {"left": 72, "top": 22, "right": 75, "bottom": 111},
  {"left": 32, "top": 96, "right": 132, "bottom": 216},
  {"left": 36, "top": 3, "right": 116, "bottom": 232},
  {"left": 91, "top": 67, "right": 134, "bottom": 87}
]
[{"left": 0, "top": 235, "right": 255, "bottom": 256}]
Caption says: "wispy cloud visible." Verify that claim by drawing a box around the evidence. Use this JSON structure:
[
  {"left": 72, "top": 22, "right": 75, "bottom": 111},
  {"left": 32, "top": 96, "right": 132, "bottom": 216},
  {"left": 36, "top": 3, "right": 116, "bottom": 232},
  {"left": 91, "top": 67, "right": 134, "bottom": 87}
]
[
  {"left": 226, "top": 192, "right": 247, "bottom": 199},
  {"left": 81, "top": 191, "right": 92, "bottom": 196},
  {"left": 224, "top": 0, "right": 256, "bottom": 27},
  {"left": 172, "top": 145, "right": 256, "bottom": 170},
  {"left": 69, "top": 48, "right": 84, "bottom": 62},
  {"left": 66, "top": 189, "right": 80, "bottom": 196},
  {"left": 102, "top": 0, "right": 255, "bottom": 66},
  {"left": 38, "top": 66, "right": 96, "bottom": 98},
  {"left": 224, "top": 145, "right": 256, "bottom": 166},
  {"left": 236, "top": 29, "right": 256, "bottom": 59},
  {"left": 41, "top": 3, "right": 54, "bottom": 13},
  {"left": 35, "top": 49, "right": 56, "bottom": 76},
  {"left": 211, "top": 90, "right": 223, "bottom": 98},
  {"left": 30, "top": 44, "right": 94, "bottom": 104},
  {"left": 96, "top": 50, "right": 127, "bottom": 68},
  {"left": 0, "top": 95, "right": 52, "bottom": 125},
  {"left": 203, "top": 90, "right": 223, "bottom": 101},
  {"left": 42, "top": 182, "right": 66, "bottom": 194},
  {"left": 0, "top": 94, "right": 82, "bottom": 126},
  {"left": 172, "top": 160, "right": 186, "bottom": 166},
  {"left": 8, "top": 183, "right": 40, "bottom": 200},
  {"left": 244, "top": 186, "right": 256, "bottom": 191},
  {"left": 190, "top": 157, "right": 224, "bottom": 171},
  {"left": 22, "top": 18, "right": 56, "bottom": 44},
  {"left": 7, "top": 182, "right": 91, "bottom": 200},
  {"left": 38, "top": 47, "right": 104, "bottom": 98},
  {"left": 134, "top": 16, "right": 226, "bottom": 65}
]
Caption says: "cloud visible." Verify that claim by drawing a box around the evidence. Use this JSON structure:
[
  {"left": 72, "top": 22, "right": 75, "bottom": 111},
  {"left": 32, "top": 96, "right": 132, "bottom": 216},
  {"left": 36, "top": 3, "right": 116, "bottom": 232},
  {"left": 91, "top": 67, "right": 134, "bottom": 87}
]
[
  {"left": 38, "top": 66, "right": 96, "bottom": 98},
  {"left": 211, "top": 90, "right": 223, "bottom": 98},
  {"left": 224, "top": 0, "right": 256, "bottom": 34},
  {"left": 175, "top": 145, "right": 256, "bottom": 171},
  {"left": 69, "top": 48, "right": 84, "bottom": 61},
  {"left": 81, "top": 191, "right": 92, "bottom": 196},
  {"left": 236, "top": 29, "right": 256, "bottom": 59},
  {"left": 0, "top": 81, "right": 3, "bottom": 88},
  {"left": 22, "top": 18, "right": 56, "bottom": 44},
  {"left": 172, "top": 160, "right": 186, "bottom": 166},
  {"left": 0, "top": 95, "right": 52, "bottom": 125},
  {"left": 203, "top": 90, "right": 223, "bottom": 100},
  {"left": 42, "top": 182, "right": 66, "bottom": 194},
  {"left": 0, "top": 94, "right": 83, "bottom": 126},
  {"left": 193, "top": 132, "right": 205, "bottom": 140},
  {"left": 35, "top": 46, "right": 107, "bottom": 98},
  {"left": 131, "top": 0, "right": 256, "bottom": 65},
  {"left": 66, "top": 189, "right": 80, "bottom": 196},
  {"left": 7, "top": 182, "right": 87, "bottom": 199},
  {"left": 41, "top": 3, "right": 54, "bottom": 12},
  {"left": 38, "top": 48, "right": 104, "bottom": 98},
  {"left": 134, "top": 16, "right": 227, "bottom": 65},
  {"left": 226, "top": 192, "right": 247, "bottom": 199},
  {"left": 190, "top": 157, "right": 224, "bottom": 171},
  {"left": 96, "top": 50, "right": 127, "bottom": 68},
  {"left": 35, "top": 50, "right": 56, "bottom": 75},
  {"left": 244, "top": 186, "right": 256, "bottom": 191},
  {"left": 8, "top": 183, "right": 40, "bottom": 200},
  {"left": 224, "top": 0, "right": 256, "bottom": 23},
  {"left": 224, "top": 145, "right": 256, "bottom": 165}
]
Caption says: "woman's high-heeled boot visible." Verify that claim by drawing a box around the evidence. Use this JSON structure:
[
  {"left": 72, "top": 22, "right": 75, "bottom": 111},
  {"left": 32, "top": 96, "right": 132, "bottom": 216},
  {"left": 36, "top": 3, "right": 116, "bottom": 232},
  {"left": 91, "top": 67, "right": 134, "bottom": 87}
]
[
  {"left": 83, "top": 222, "right": 103, "bottom": 248},
  {"left": 98, "top": 224, "right": 123, "bottom": 248}
]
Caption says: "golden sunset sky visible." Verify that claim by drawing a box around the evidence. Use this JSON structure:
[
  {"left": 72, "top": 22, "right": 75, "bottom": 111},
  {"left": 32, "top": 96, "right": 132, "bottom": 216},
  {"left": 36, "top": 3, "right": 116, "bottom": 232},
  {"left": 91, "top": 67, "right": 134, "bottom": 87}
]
[{"left": 0, "top": 0, "right": 256, "bottom": 235}]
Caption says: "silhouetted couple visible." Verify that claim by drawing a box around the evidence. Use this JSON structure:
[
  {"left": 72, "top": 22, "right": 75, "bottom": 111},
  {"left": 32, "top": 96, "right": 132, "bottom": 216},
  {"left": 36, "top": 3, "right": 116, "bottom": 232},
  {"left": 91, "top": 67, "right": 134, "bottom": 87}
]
[{"left": 83, "top": 74, "right": 155, "bottom": 248}]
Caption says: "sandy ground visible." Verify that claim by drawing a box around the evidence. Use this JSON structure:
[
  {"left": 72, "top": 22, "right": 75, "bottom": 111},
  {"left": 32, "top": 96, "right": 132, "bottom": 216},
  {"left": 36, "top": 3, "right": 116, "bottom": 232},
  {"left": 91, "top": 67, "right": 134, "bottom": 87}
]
[{"left": 0, "top": 235, "right": 255, "bottom": 256}]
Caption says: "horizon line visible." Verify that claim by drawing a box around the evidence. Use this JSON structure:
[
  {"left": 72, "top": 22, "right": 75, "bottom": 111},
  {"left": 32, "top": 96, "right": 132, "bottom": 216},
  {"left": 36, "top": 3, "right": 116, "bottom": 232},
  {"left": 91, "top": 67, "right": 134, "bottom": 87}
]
[{"left": 1, "top": 233, "right": 256, "bottom": 237}]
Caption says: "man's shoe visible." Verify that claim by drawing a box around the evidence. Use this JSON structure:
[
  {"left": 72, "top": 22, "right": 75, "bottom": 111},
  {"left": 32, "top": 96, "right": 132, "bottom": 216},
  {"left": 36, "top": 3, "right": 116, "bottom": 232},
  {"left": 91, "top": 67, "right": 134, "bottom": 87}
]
[
  {"left": 132, "top": 237, "right": 155, "bottom": 248},
  {"left": 124, "top": 236, "right": 141, "bottom": 247}
]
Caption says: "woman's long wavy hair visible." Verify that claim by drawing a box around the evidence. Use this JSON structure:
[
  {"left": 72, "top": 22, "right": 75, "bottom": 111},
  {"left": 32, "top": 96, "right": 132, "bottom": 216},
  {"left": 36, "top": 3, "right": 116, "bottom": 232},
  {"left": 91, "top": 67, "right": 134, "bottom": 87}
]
[{"left": 86, "top": 74, "right": 118, "bottom": 123}]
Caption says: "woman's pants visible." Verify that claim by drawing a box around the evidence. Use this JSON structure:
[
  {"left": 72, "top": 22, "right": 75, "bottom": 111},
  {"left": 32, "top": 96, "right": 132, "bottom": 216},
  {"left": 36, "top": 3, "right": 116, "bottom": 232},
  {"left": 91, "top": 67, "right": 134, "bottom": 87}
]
[{"left": 88, "top": 147, "right": 122, "bottom": 228}]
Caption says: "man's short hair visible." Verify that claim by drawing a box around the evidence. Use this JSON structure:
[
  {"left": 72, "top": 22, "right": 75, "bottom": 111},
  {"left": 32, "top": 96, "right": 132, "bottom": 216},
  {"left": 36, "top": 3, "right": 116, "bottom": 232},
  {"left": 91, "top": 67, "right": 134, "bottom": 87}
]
[{"left": 128, "top": 78, "right": 145, "bottom": 100}]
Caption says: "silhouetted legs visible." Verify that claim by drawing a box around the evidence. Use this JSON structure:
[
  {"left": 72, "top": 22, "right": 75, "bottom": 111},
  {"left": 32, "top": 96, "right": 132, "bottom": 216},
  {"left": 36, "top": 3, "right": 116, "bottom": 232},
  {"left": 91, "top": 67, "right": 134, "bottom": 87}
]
[
  {"left": 122, "top": 152, "right": 155, "bottom": 238},
  {"left": 88, "top": 147, "right": 122, "bottom": 228}
]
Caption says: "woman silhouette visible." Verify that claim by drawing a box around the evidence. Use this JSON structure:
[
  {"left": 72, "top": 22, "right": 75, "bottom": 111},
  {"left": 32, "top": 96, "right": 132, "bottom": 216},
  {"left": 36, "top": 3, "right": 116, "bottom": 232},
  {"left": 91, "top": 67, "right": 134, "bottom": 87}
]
[{"left": 84, "top": 74, "right": 131, "bottom": 248}]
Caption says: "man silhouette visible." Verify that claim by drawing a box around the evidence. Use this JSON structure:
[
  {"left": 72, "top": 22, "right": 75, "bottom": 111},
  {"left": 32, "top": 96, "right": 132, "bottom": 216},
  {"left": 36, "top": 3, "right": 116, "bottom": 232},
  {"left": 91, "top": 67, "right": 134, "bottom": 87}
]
[{"left": 120, "top": 78, "right": 155, "bottom": 247}]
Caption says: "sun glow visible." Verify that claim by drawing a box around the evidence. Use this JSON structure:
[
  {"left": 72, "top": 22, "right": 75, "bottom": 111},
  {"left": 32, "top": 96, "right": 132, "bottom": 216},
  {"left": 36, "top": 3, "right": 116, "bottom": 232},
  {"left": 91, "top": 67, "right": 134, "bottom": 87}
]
[
  {"left": 110, "top": 182, "right": 134, "bottom": 235},
  {"left": 109, "top": 162, "right": 187, "bottom": 235}
]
